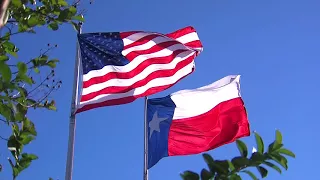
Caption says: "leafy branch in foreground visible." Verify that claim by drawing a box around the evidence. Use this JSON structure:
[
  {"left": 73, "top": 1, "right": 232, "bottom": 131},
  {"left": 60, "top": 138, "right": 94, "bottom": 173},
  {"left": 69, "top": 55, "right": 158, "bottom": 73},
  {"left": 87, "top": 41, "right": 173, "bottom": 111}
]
[
  {"left": 0, "top": 0, "right": 90, "bottom": 179},
  {"left": 180, "top": 130, "right": 295, "bottom": 180}
]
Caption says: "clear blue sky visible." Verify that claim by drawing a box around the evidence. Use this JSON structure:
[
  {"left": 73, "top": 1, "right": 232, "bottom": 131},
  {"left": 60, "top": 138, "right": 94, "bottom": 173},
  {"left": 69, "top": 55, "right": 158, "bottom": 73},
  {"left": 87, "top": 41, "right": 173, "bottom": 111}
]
[{"left": 1, "top": 0, "right": 319, "bottom": 179}]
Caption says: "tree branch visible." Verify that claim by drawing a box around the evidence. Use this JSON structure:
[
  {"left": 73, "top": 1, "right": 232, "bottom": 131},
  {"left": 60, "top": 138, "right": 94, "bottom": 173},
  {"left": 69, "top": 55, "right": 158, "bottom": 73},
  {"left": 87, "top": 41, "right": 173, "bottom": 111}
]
[{"left": 0, "top": 135, "right": 8, "bottom": 141}]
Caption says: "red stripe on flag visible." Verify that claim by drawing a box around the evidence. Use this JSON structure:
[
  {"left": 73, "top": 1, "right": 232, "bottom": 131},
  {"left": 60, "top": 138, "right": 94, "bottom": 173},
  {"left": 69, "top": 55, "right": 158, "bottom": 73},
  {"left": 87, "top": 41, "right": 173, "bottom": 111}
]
[
  {"left": 76, "top": 68, "right": 195, "bottom": 113},
  {"left": 80, "top": 55, "right": 194, "bottom": 101},
  {"left": 119, "top": 31, "right": 142, "bottom": 39},
  {"left": 82, "top": 49, "right": 189, "bottom": 88},
  {"left": 166, "top": 26, "right": 197, "bottom": 39}
]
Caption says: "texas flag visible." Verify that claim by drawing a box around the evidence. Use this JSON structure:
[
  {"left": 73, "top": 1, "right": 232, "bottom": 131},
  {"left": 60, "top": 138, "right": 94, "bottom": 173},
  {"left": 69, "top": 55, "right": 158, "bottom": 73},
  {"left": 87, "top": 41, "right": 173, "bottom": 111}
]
[{"left": 146, "top": 75, "right": 250, "bottom": 169}]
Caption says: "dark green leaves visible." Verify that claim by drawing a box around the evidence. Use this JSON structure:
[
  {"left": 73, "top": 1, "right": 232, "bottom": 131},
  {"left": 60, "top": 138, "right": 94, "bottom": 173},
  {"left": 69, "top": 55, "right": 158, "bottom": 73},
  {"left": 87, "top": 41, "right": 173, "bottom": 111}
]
[
  {"left": 180, "top": 171, "right": 200, "bottom": 180},
  {"left": 200, "top": 169, "right": 213, "bottom": 180},
  {"left": 256, "top": 166, "right": 268, "bottom": 178},
  {"left": 231, "top": 156, "right": 250, "bottom": 170},
  {"left": 236, "top": 140, "right": 248, "bottom": 157},
  {"left": 0, "top": 61, "right": 12, "bottom": 82}
]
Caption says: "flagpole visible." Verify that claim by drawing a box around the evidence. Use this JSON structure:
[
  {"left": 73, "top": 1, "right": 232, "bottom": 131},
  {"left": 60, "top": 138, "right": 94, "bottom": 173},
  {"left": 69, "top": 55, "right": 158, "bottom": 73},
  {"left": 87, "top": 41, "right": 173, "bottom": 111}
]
[
  {"left": 65, "top": 22, "right": 83, "bottom": 180},
  {"left": 144, "top": 96, "right": 149, "bottom": 180}
]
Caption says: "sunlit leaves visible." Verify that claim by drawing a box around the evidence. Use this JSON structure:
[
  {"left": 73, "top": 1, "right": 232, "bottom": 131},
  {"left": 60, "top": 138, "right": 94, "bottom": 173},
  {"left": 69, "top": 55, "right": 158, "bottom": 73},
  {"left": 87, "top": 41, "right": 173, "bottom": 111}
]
[
  {"left": 1, "top": 0, "right": 82, "bottom": 179},
  {"left": 180, "top": 130, "right": 295, "bottom": 180}
]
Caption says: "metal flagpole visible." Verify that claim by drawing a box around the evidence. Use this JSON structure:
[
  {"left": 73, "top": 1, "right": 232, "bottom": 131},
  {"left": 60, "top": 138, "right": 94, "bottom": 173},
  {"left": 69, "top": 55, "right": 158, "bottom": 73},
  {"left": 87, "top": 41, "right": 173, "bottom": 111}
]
[
  {"left": 144, "top": 96, "right": 149, "bottom": 180},
  {"left": 65, "top": 22, "right": 83, "bottom": 180}
]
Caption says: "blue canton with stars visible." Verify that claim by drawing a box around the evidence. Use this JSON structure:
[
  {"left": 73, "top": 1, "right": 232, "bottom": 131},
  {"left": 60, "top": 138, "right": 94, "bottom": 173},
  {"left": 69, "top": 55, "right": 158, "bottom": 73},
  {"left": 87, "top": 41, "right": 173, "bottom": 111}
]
[
  {"left": 147, "top": 95, "right": 176, "bottom": 169},
  {"left": 77, "top": 32, "right": 130, "bottom": 74}
]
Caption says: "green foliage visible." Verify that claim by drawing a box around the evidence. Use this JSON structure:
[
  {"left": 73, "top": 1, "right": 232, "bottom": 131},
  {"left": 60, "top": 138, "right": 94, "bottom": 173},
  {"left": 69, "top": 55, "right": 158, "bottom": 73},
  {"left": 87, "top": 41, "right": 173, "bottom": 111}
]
[
  {"left": 0, "top": 0, "right": 86, "bottom": 179},
  {"left": 180, "top": 130, "right": 295, "bottom": 180}
]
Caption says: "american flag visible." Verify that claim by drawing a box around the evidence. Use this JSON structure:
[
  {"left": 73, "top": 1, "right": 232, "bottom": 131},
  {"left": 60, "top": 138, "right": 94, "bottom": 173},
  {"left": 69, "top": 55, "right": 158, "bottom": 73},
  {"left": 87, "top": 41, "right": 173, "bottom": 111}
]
[{"left": 76, "top": 26, "right": 203, "bottom": 113}]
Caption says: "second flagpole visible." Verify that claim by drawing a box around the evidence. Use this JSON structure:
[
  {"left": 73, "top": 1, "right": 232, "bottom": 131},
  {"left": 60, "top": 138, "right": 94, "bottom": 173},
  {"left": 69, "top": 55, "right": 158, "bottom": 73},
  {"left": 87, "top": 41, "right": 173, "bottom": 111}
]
[{"left": 144, "top": 96, "right": 149, "bottom": 180}]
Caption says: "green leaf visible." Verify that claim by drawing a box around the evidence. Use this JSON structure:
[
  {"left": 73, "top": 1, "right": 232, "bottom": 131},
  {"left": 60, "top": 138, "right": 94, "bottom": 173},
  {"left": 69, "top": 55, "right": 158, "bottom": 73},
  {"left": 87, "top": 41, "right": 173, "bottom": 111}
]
[
  {"left": 200, "top": 169, "right": 212, "bottom": 180},
  {"left": 275, "top": 130, "right": 282, "bottom": 145},
  {"left": 71, "top": 21, "right": 80, "bottom": 32},
  {"left": 249, "top": 152, "right": 265, "bottom": 165},
  {"left": 33, "top": 67, "right": 40, "bottom": 73},
  {"left": 254, "top": 132, "right": 264, "bottom": 153},
  {"left": 7, "top": 51, "right": 18, "bottom": 57},
  {"left": 268, "top": 142, "right": 283, "bottom": 153},
  {"left": 231, "top": 156, "right": 250, "bottom": 170},
  {"left": 213, "top": 160, "right": 230, "bottom": 175},
  {"left": 0, "top": 55, "right": 9, "bottom": 61},
  {"left": 236, "top": 140, "right": 248, "bottom": 157},
  {"left": 203, "top": 153, "right": 214, "bottom": 165},
  {"left": 38, "top": 55, "right": 49, "bottom": 65},
  {"left": 269, "top": 154, "right": 288, "bottom": 170},
  {"left": 16, "top": 153, "right": 38, "bottom": 174},
  {"left": 12, "top": 167, "right": 19, "bottom": 178},
  {"left": 27, "top": 16, "right": 39, "bottom": 27},
  {"left": 263, "top": 161, "right": 282, "bottom": 174},
  {"left": 278, "top": 148, "right": 295, "bottom": 158},
  {"left": 256, "top": 166, "right": 268, "bottom": 178},
  {"left": 7, "top": 135, "right": 22, "bottom": 159},
  {"left": 17, "top": 87, "right": 28, "bottom": 98},
  {"left": 17, "top": 62, "right": 27, "bottom": 76},
  {"left": 48, "top": 22, "right": 59, "bottom": 31},
  {"left": 58, "top": 7, "right": 77, "bottom": 21},
  {"left": 229, "top": 174, "right": 241, "bottom": 180},
  {"left": 58, "top": 0, "right": 68, "bottom": 6},
  {"left": 19, "top": 133, "right": 34, "bottom": 145},
  {"left": 17, "top": 74, "right": 33, "bottom": 85},
  {"left": 0, "top": 61, "right": 12, "bottom": 82},
  {"left": 47, "top": 59, "right": 59, "bottom": 68},
  {"left": 0, "top": 103, "right": 14, "bottom": 121},
  {"left": 68, "top": 6, "right": 77, "bottom": 15},
  {"left": 72, "top": 15, "right": 85, "bottom": 22},
  {"left": 228, "top": 160, "right": 235, "bottom": 171},
  {"left": 180, "top": 171, "right": 199, "bottom": 180},
  {"left": 2, "top": 41, "right": 17, "bottom": 57},
  {"left": 241, "top": 170, "right": 258, "bottom": 180},
  {"left": 22, "top": 118, "right": 37, "bottom": 136},
  {"left": 12, "top": 0, "right": 22, "bottom": 7},
  {"left": 21, "top": 153, "right": 38, "bottom": 161}
]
